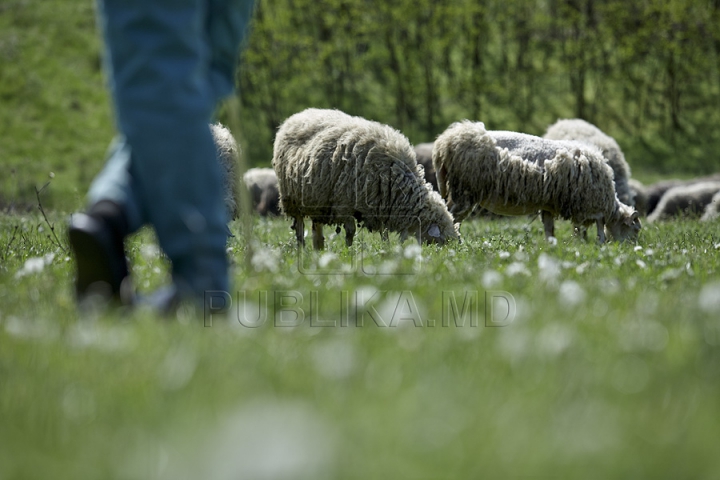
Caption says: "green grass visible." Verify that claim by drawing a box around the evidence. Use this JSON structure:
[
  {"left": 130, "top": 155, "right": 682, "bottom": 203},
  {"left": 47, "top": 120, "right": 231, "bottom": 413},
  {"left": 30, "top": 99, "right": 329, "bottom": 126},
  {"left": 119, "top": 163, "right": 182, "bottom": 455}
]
[
  {"left": 3, "top": 1, "right": 720, "bottom": 477},
  {"left": 0, "top": 1, "right": 113, "bottom": 211},
  {"left": 2, "top": 210, "right": 720, "bottom": 479}
]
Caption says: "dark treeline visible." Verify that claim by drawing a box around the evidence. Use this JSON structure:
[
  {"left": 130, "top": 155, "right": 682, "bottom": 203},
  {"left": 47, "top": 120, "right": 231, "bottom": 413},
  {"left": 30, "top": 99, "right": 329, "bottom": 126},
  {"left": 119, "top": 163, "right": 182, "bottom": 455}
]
[{"left": 235, "top": 0, "right": 720, "bottom": 173}]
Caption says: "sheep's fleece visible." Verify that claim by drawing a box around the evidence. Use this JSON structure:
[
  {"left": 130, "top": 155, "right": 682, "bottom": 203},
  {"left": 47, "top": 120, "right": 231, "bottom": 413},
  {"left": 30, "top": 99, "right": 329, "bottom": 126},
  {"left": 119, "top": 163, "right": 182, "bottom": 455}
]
[
  {"left": 647, "top": 181, "right": 720, "bottom": 222},
  {"left": 701, "top": 191, "right": 720, "bottom": 222},
  {"left": 433, "top": 121, "right": 640, "bottom": 242},
  {"left": 272, "top": 108, "right": 459, "bottom": 248},
  {"left": 210, "top": 123, "right": 240, "bottom": 220},
  {"left": 544, "top": 118, "right": 634, "bottom": 207}
]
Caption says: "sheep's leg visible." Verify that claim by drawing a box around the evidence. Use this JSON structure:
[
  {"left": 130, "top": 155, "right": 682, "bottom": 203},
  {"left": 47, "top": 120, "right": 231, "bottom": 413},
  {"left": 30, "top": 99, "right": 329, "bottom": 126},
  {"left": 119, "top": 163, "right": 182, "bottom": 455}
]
[
  {"left": 292, "top": 216, "right": 305, "bottom": 247},
  {"left": 596, "top": 219, "right": 606, "bottom": 244},
  {"left": 344, "top": 218, "right": 355, "bottom": 247},
  {"left": 541, "top": 211, "right": 555, "bottom": 239},
  {"left": 312, "top": 221, "right": 325, "bottom": 250}
]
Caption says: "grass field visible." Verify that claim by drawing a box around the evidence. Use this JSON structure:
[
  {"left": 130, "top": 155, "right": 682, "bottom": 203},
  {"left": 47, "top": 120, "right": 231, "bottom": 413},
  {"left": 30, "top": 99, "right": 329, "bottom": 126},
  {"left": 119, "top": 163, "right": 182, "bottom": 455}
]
[{"left": 1, "top": 207, "right": 720, "bottom": 479}]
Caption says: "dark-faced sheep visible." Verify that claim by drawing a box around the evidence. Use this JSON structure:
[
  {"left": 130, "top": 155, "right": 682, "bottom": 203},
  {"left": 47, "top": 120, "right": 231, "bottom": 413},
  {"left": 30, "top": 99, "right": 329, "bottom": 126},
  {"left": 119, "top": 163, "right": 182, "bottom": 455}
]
[
  {"left": 644, "top": 173, "right": 720, "bottom": 216},
  {"left": 243, "top": 168, "right": 280, "bottom": 216},
  {"left": 647, "top": 181, "right": 720, "bottom": 222},
  {"left": 272, "top": 108, "right": 459, "bottom": 249},
  {"left": 433, "top": 121, "right": 641, "bottom": 243}
]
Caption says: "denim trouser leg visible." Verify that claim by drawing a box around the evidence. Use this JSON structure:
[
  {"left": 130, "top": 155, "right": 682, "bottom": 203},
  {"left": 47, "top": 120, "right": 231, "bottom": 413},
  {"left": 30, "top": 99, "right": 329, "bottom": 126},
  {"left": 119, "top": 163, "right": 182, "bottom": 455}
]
[
  {"left": 88, "top": 136, "right": 144, "bottom": 233},
  {"left": 90, "top": 0, "right": 254, "bottom": 297}
]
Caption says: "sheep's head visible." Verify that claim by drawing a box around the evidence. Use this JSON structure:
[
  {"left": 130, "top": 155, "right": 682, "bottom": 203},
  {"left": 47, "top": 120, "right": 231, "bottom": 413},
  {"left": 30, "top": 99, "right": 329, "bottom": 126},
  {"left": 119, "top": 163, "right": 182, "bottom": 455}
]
[
  {"left": 417, "top": 192, "right": 461, "bottom": 245},
  {"left": 419, "top": 221, "right": 461, "bottom": 245},
  {"left": 606, "top": 203, "right": 641, "bottom": 242}
]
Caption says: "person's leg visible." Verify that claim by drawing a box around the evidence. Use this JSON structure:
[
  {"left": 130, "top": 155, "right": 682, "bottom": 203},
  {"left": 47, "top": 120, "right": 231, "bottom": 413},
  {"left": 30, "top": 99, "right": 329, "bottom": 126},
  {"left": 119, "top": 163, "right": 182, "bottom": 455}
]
[
  {"left": 100, "top": 0, "right": 229, "bottom": 299},
  {"left": 206, "top": 0, "right": 256, "bottom": 103},
  {"left": 86, "top": 136, "right": 145, "bottom": 234}
]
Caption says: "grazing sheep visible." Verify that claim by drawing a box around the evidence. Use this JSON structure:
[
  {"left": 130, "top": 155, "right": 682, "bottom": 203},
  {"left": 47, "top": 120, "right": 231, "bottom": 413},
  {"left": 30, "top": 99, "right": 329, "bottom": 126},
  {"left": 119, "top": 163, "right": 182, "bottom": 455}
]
[
  {"left": 701, "top": 191, "right": 720, "bottom": 222},
  {"left": 243, "top": 167, "right": 280, "bottom": 216},
  {"left": 413, "top": 142, "right": 439, "bottom": 191},
  {"left": 544, "top": 118, "right": 634, "bottom": 207},
  {"left": 647, "top": 181, "right": 720, "bottom": 222},
  {"left": 645, "top": 173, "right": 720, "bottom": 216},
  {"left": 628, "top": 178, "right": 649, "bottom": 217},
  {"left": 644, "top": 179, "right": 685, "bottom": 216},
  {"left": 210, "top": 123, "right": 240, "bottom": 220},
  {"left": 433, "top": 121, "right": 641, "bottom": 243},
  {"left": 272, "top": 108, "right": 459, "bottom": 249}
]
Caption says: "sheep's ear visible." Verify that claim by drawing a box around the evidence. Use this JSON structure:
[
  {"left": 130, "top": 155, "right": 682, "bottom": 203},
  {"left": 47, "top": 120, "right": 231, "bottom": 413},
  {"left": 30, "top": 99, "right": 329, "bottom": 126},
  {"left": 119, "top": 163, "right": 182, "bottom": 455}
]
[{"left": 428, "top": 224, "right": 441, "bottom": 238}]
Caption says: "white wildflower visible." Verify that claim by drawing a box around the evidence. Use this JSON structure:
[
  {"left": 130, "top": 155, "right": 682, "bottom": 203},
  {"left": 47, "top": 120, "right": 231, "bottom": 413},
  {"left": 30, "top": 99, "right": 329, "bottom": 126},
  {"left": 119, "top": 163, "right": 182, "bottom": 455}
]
[
  {"left": 403, "top": 244, "right": 422, "bottom": 260},
  {"left": 699, "top": 282, "right": 720, "bottom": 313},
  {"left": 251, "top": 248, "right": 279, "bottom": 273},
  {"left": 482, "top": 270, "right": 503, "bottom": 289},
  {"left": 15, "top": 253, "right": 55, "bottom": 279},
  {"left": 318, "top": 252, "right": 337, "bottom": 268},
  {"left": 506, "top": 262, "right": 530, "bottom": 277},
  {"left": 538, "top": 253, "right": 561, "bottom": 284},
  {"left": 558, "top": 280, "right": 586, "bottom": 307}
]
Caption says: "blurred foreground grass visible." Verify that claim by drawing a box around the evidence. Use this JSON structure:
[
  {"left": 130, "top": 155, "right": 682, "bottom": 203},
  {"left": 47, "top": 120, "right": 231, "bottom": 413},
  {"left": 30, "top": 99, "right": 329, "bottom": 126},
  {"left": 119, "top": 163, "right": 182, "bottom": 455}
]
[{"left": 1, "top": 212, "right": 720, "bottom": 479}]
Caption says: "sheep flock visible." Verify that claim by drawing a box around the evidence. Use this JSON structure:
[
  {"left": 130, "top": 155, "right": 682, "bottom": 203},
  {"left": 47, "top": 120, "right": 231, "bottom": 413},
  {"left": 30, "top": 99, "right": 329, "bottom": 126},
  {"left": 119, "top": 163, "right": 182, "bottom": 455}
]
[{"left": 218, "top": 109, "right": 719, "bottom": 249}]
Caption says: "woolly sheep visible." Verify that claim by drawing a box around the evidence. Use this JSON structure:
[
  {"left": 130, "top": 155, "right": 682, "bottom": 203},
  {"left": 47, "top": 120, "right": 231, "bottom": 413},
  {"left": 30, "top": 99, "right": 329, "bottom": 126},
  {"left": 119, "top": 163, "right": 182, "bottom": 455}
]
[
  {"left": 701, "top": 191, "right": 720, "bottom": 222},
  {"left": 644, "top": 179, "right": 685, "bottom": 216},
  {"left": 544, "top": 118, "right": 634, "bottom": 207},
  {"left": 415, "top": 141, "right": 500, "bottom": 220},
  {"left": 210, "top": 123, "right": 240, "bottom": 220},
  {"left": 647, "top": 181, "right": 720, "bottom": 222},
  {"left": 272, "top": 108, "right": 460, "bottom": 249},
  {"left": 433, "top": 121, "right": 641, "bottom": 243},
  {"left": 645, "top": 173, "right": 720, "bottom": 216},
  {"left": 243, "top": 167, "right": 280, "bottom": 216},
  {"left": 413, "top": 142, "right": 439, "bottom": 191}
]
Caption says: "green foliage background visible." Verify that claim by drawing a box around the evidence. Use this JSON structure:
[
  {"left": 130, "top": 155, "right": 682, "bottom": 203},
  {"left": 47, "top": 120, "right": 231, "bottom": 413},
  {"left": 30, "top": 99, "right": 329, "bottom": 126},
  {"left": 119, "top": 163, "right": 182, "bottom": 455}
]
[
  {"left": 2, "top": 0, "right": 720, "bottom": 209},
  {"left": 238, "top": 0, "right": 720, "bottom": 172}
]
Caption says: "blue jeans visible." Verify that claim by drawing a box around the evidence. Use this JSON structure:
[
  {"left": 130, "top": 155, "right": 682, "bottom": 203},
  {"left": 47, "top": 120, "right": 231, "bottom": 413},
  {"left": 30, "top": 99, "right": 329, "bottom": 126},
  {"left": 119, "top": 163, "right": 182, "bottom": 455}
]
[{"left": 89, "top": 0, "right": 255, "bottom": 297}]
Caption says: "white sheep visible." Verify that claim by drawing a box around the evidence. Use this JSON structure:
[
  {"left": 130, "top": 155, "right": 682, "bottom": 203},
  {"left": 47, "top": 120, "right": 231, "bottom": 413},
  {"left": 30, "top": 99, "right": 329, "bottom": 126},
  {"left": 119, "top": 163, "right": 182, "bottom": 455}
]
[
  {"left": 272, "top": 108, "right": 459, "bottom": 249},
  {"left": 544, "top": 119, "right": 634, "bottom": 207},
  {"left": 243, "top": 167, "right": 280, "bottom": 216},
  {"left": 433, "top": 121, "right": 641, "bottom": 243},
  {"left": 647, "top": 181, "right": 720, "bottom": 222},
  {"left": 701, "top": 191, "right": 720, "bottom": 222},
  {"left": 210, "top": 122, "right": 240, "bottom": 220}
]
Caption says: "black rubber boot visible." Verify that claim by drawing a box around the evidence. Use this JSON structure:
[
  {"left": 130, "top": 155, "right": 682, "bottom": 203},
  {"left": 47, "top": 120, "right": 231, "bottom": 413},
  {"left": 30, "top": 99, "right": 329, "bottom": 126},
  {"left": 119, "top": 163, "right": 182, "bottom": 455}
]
[{"left": 68, "top": 201, "right": 131, "bottom": 306}]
